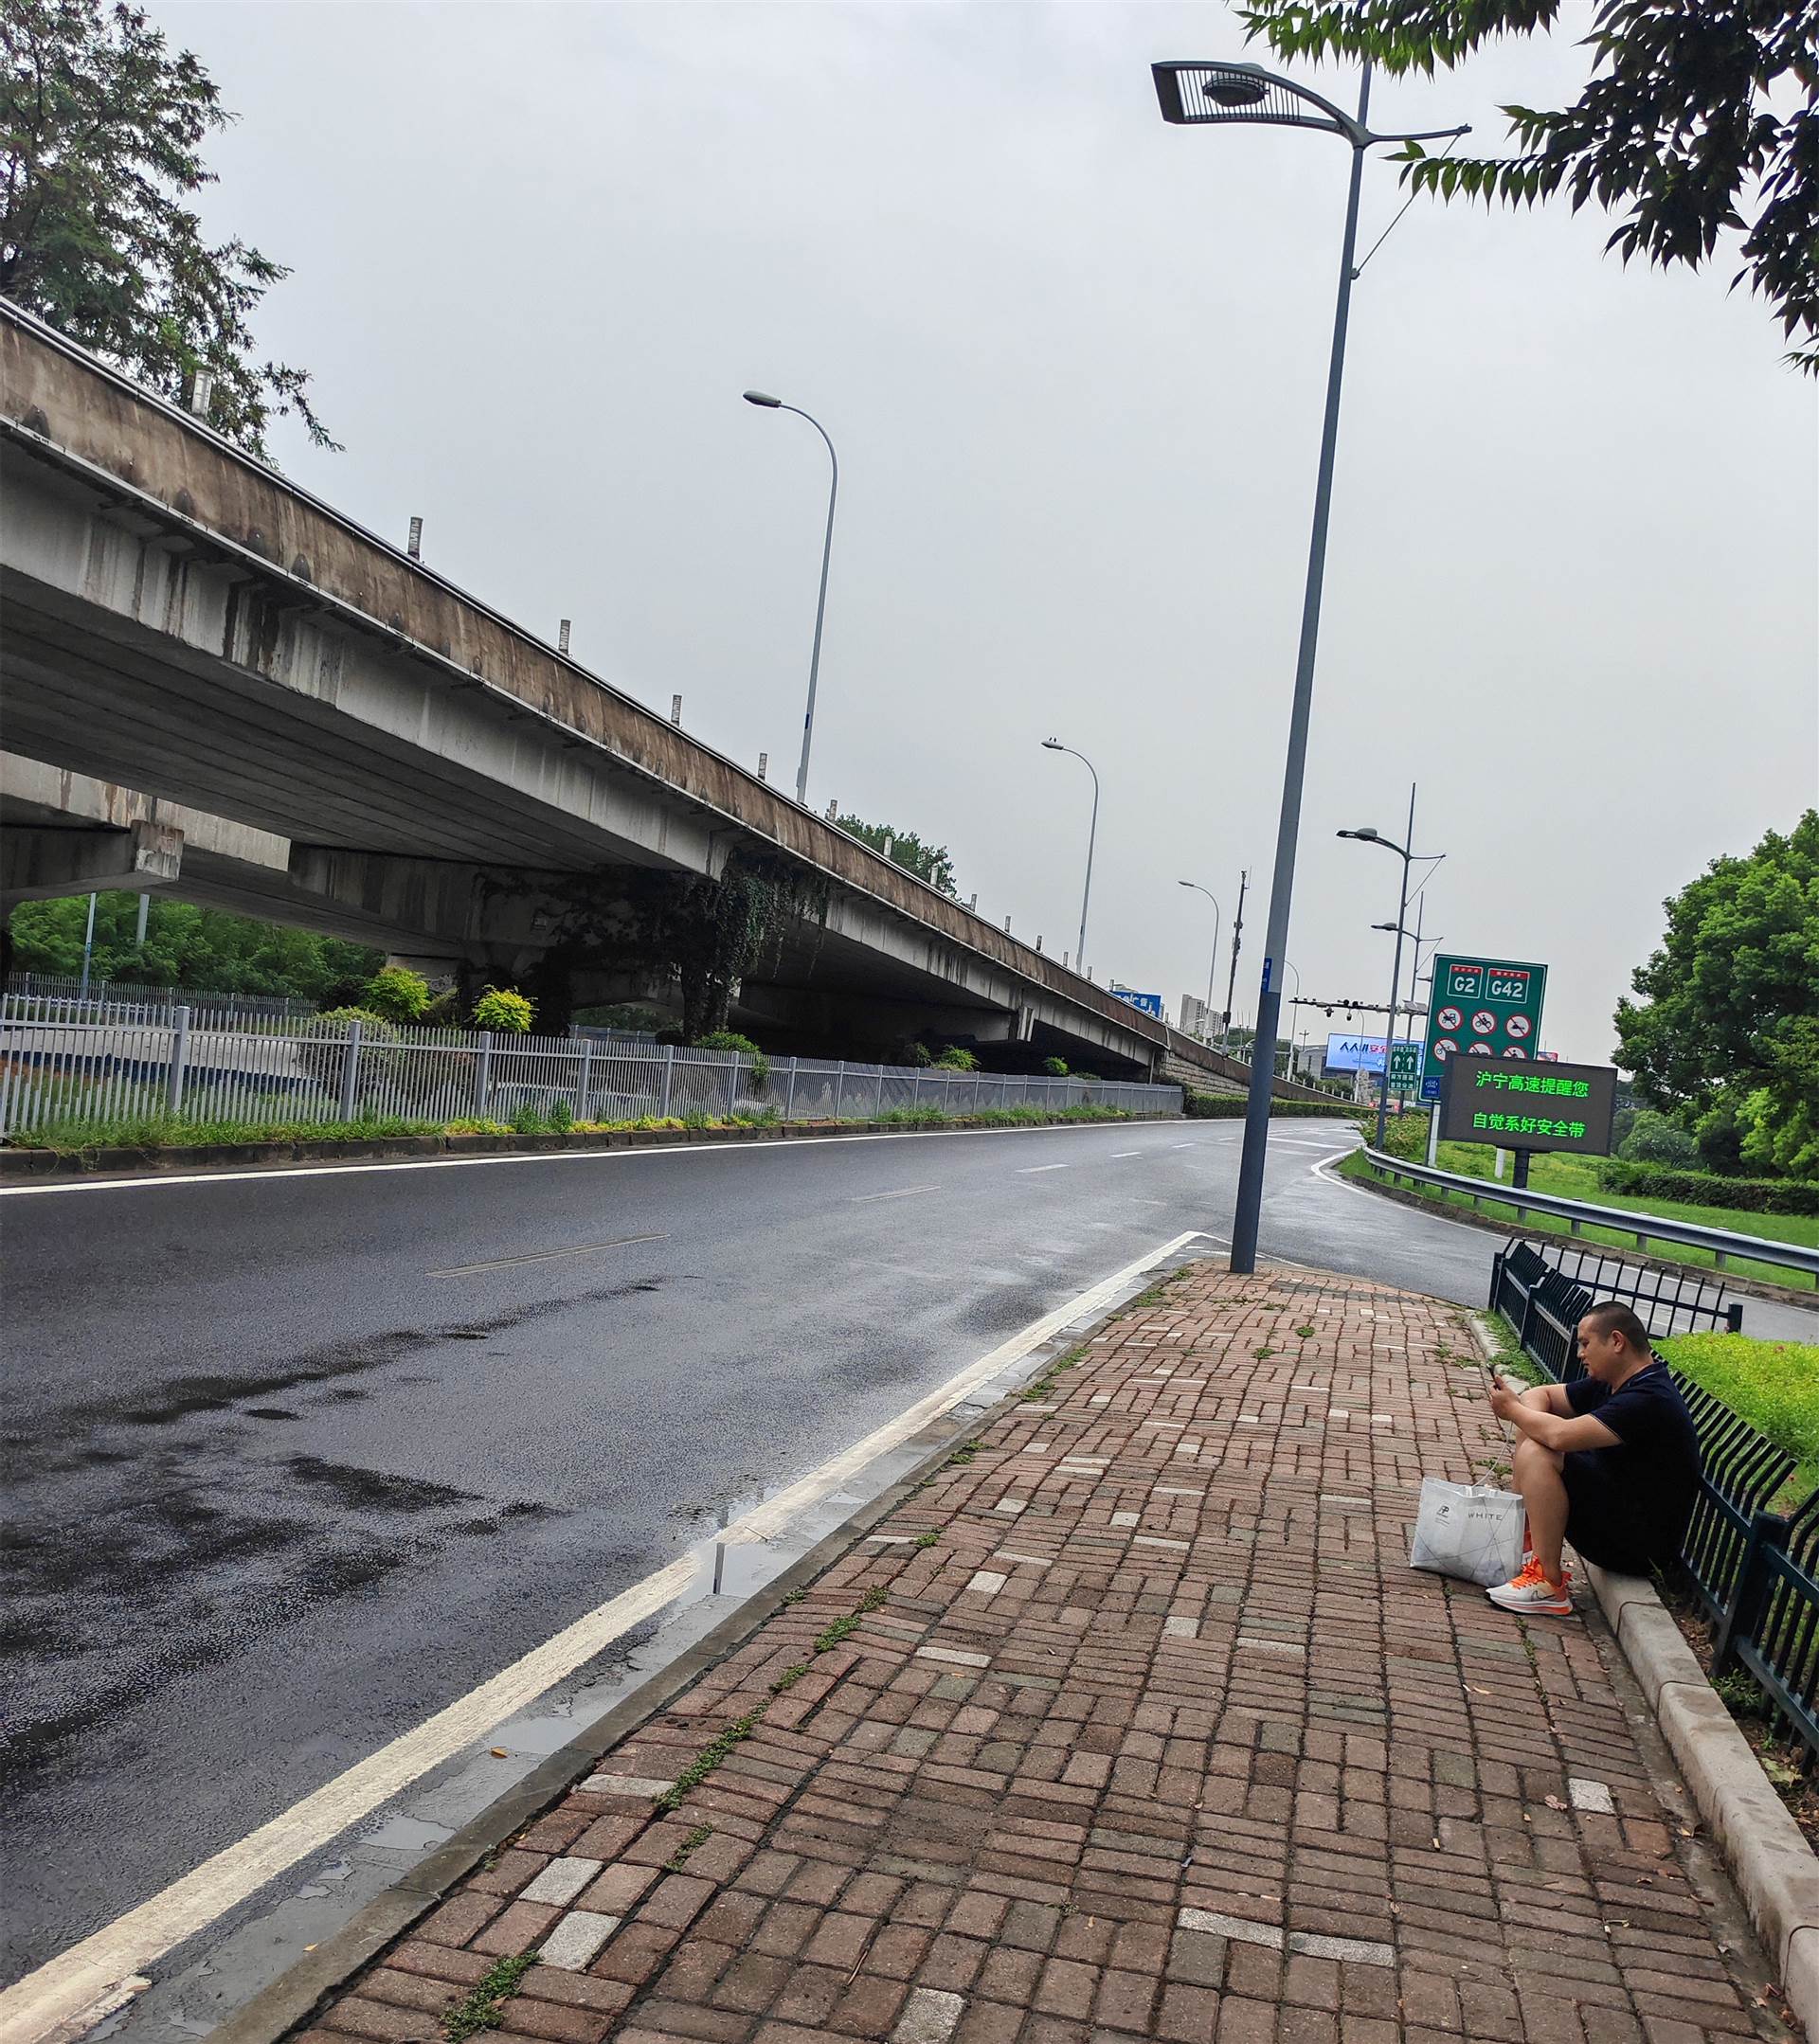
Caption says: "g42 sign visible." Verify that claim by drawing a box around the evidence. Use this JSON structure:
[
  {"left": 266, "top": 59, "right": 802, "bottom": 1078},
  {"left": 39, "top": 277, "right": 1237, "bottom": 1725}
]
[{"left": 1420, "top": 952, "right": 1548, "bottom": 1101}]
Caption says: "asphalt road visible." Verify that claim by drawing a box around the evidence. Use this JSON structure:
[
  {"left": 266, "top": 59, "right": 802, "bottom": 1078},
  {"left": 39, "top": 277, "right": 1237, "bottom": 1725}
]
[{"left": 4, "top": 1115, "right": 1811, "bottom": 1987}]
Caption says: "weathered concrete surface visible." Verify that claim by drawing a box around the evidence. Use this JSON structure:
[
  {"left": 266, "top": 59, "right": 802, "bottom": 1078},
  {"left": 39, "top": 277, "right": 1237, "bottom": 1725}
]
[{"left": 0, "top": 306, "right": 1332, "bottom": 1093}]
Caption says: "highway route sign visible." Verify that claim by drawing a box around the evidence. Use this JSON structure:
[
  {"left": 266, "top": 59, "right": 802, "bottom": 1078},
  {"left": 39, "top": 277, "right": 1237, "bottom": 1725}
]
[{"left": 1421, "top": 952, "right": 1548, "bottom": 1102}]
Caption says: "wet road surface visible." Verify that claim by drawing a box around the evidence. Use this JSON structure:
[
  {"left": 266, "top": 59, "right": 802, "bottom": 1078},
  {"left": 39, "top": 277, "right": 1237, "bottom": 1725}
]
[{"left": 3, "top": 1115, "right": 1810, "bottom": 1985}]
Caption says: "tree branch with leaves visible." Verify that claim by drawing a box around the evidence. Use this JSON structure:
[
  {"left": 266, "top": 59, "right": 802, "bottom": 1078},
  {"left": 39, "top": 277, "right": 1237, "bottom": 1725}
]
[
  {"left": 1239, "top": 2, "right": 1819, "bottom": 371},
  {"left": 1, "top": 0, "right": 337, "bottom": 454}
]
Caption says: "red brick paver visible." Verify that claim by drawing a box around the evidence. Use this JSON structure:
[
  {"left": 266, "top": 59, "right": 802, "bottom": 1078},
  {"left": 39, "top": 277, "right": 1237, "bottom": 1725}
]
[{"left": 293, "top": 1264, "right": 1793, "bottom": 2044}]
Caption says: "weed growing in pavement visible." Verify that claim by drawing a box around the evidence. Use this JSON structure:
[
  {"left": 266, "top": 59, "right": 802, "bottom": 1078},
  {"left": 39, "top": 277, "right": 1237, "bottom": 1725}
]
[
  {"left": 946, "top": 1439, "right": 982, "bottom": 1465},
  {"left": 1254, "top": 1345, "right": 1276, "bottom": 1360},
  {"left": 666, "top": 1823, "right": 715, "bottom": 1871},
  {"left": 1021, "top": 1343, "right": 1085, "bottom": 1403},
  {"left": 1515, "top": 1617, "right": 1540, "bottom": 1670},
  {"left": 441, "top": 1952, "right": 540, "bottom": 2041},
  {"left": 769, "top": 1664, "right": 810, "bottom": 1694},
  {"left": 658, "top": 1712, "right": 762, "bottom": 1811},
  {"left": 780, "top": 1587, "right": 805, "bottom": 1605},
  {"left": 812, "top": 1584, "right": 889, "bottom": 1653},
  {"left": 912, "top": 1529, "right": 941, "bottom": 1549},
  {"left": 1294, "top": 1325, "right": 1316, "bottom": 1339}
]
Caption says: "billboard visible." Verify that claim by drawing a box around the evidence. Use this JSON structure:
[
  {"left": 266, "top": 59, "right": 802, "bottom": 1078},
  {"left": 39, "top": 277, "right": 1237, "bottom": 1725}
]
[
  {"left": 1324, "top": 1032, "right": 1419, "bottom": 1073},
  {"left": 1438, "top": 1056, "right": 1617, "bottom": 1156},
  {"left": 1421, "top": 953, "right": 1549, "bottom": 1102}
]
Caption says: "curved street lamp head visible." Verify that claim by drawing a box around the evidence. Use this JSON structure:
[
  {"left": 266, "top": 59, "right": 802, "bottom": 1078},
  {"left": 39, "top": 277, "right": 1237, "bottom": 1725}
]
[
  {"left": 743, "top": 389, "right": 783, "bottom": 407},
  {"left": 1338, "top": 826, "right": 1379, "bottom": 842},
  {"left": 1152, "top": 58, "right": 1468, "bottom": 151},
  {"left": 1041, "top": 737, "right": 1063, "bottom": 751}
]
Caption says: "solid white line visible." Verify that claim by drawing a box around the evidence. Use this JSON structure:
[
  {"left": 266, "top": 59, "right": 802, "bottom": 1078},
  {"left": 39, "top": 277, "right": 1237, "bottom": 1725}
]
[
  {"left": 0, "top": 1119, "right": 1169, "bottom": 1199},
  {"left": 427, "top": 1232, "right": 667, "bottom": 1276},
  {"left": 1110, "top": 1151, "right": 1143, "bottom": 1159},
  {"left": 0, "top": 1228, "right": 1210, "bottom": 2043},
  {"left": 1170, "top": 1142, "right": 1195, "bottom": 1149},
  {"left": 850, "top": 1185, "right": 941, "bottom": 1204},
  {"left": 1017, "top": 1163, "right": 1069, "bottom": 1174}
]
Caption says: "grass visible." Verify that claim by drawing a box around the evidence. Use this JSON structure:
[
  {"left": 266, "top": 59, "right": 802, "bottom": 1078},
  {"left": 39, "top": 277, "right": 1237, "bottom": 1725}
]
[
  {"left": 7, "top": 1099, "right": 1143, "bottom": 1153},
  {"left": 1341, "top": 1144, "right": 1816, "bottom": 1292},
  {"left": 441, "top": 1952, "right": 539, "bottom": 2042},
  {"left": 1658, "top": 1332, "right": 1819, "bottom": 1501}
]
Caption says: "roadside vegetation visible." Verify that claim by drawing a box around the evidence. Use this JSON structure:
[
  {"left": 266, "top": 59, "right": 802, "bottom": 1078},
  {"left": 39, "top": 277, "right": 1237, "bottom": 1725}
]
[
  {"left": 1349, "top": 1115, "right": 1817, "bottom": 1293},
  {"left": 5, "top": 1099, "right": 1146, "bottom": 1154},
  {"left": 1658, "top": 1333, "right": 1819, "bottom": 1503}
]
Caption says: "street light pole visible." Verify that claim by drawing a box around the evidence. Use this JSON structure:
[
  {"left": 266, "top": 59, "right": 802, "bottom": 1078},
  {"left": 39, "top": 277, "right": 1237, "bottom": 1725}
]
[
  {"left": 1043, "top": 740, "right": 1099, "bottom": 972},
  {"left": 1225, "top": 869, "right": 1247, "bottom": 1049},
  {"left": 1152, "top": 57, "right": 1466, "bottom": 1274},
  {"left": 1341, "top": 786, "right": 1443, "bottom": 1148},
  {"left": 1177, "top": 881, "right": 1220, "bottom": 1036},
  {"left": 744, "top": 391, "right": 838, "bottom": 808}
]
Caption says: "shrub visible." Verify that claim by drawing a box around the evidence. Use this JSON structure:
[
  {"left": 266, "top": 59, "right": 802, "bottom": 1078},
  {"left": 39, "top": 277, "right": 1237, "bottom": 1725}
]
[
  {"left": 361, "top": 966, "right": 430, "bottom": 1024},
  {"left": 420, "top": 986, "right": 465, "bottom": 1028},
  {"left": 909, "top": 1041, "right": 935, "bottom": 1067},
  {"left": 472, "top": 986, "right": 534, "bottom": 1033},
  {"left": 934, "top": 1045, "right": 979, "bottom": 1071},
  {"left": 1183, "top": 1088, "right": 1367, "bottom": 1123},
  {"left": 1616, "top": 1109, "right": 1700, "bottom": 1167},
  {"left": 1595, "top": 1159, "right": 1819, "bottom": 1216},
  {"left": 296, "top": 1007, "right": 401, "bottom": 1095},
  {"left": 694, "top": 1031, "right": 770, "bottom": 1088},
  {"left": 1041, "top": 1056, "right": 1070, "bottom": 1077}
]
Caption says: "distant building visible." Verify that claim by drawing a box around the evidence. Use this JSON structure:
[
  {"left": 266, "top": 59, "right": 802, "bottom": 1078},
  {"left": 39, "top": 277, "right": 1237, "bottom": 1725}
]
[{"left": 1180, "top": 994, "right": 1216, "bottom": 1040}]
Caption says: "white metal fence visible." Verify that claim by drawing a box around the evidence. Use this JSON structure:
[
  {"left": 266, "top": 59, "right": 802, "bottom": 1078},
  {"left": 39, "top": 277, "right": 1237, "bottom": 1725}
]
[
  {"left": 3, "top": 974, "right": 317, "bottom": 1023},
  {"left": 0, "top": 1003, "right": 1182, "bottom": 1138}
]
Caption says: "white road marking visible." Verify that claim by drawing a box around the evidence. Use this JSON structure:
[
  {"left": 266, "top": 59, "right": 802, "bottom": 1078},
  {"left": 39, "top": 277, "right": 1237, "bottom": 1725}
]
[
  {"left": 850, "top": 1185, "right": 941, "bottom": 1204},
  {"left": 0, "top": 1228, "right": 1210, "bottom": 2044},
  {"left": 0, "top": 1120, "right": 1170, "bottom": 1199},
  {"left": 1017, "top": 1163, "right": 1070, "bottom": 1174},
  {"left": 427, "top": 1231, "right": 667, "bottom": 1276},
  {"left": 1170, "top": 1142, "right": 1195, "bottom": 1150},
  {"left": 1110, "top": 1151, "right": 1144, "bottom": 1159}
]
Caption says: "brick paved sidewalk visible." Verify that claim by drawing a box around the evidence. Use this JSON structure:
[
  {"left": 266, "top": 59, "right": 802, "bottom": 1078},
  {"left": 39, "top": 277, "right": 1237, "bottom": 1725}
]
[{"left": 291, "top": 1262, "right": 1794, "bottom": 2044}]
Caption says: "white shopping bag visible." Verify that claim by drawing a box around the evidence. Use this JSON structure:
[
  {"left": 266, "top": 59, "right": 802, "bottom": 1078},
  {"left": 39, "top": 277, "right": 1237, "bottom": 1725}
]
[{"left": 1409, "top": 1479, "right": 1525, "bottom": 1587}]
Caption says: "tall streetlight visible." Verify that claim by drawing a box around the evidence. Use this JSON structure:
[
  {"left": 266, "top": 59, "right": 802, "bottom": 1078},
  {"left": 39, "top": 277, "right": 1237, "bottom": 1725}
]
[
  {"left": 744, "top": 390, "right": 838, "bottom": 808},
  {"left": 1152, "top": 59, "right": 1467, "bottom": 1273},
  {"left": 1043, "top": 740, "right": 1099, "bottom": 973},
  {"left": 1340, "top": 782, "right": 1443, "bottom": 1148},
  {"left": 1177, "top": 881, "right": 1220, "bottom": 1038},
  {"left": 1225, "top": 868, "right": 1248, "bottom": 1050}
]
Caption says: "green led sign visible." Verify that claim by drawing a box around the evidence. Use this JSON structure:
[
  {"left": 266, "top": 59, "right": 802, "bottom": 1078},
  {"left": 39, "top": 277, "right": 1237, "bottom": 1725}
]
[
  {"left": 1438, "top": 1057, "right": 1617, "bottom": 1156},
  {"left": 1420, "top": 951, "right": 1549, "bottom": 1102}
]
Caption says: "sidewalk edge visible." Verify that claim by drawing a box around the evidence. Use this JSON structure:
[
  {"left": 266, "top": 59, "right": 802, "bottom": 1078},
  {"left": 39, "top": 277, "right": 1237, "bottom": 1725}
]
[
  {"left": 1582, "top": 1559, "right": 1819, "bottom": 2037},
  {"left": 1465, "top": 1310, "right": 1818, "bottom": 2030},
  {"left": 203, "top": 1245, "right": 1216, "bottom": 2044}
]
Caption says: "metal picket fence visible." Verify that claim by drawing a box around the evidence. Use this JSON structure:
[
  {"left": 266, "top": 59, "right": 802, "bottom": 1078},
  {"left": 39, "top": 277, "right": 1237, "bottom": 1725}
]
[
  {"left": 3, "top": 972, "right": 315, "bottom": 1022},
  {"left": 0, "top": 1003, "right": 1182, "bottom": 1138},
  {"left": 1490, "top": 1237, "right": 1817, "bottom": 1762}
]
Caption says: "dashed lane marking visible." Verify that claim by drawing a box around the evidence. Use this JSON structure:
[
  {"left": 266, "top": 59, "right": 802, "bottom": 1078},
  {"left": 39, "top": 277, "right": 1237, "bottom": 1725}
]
[{"left": 427, "top": 1231, "right": 667, "bottom": 1276}]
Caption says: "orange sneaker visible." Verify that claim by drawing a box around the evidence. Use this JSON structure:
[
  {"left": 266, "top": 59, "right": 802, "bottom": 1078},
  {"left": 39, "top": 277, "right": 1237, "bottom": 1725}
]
[{"left": 1487, "top": 1557, "right": 1573, "bottom": 1616}]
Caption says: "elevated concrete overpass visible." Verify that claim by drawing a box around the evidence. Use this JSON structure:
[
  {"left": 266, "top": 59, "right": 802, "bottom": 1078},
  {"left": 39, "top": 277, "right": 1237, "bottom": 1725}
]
[{"left": 0, "top": 301, "right": 1334, "bottom": 1095}]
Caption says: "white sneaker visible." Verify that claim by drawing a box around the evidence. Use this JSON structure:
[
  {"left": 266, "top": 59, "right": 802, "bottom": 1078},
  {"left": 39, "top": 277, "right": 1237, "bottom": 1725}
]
[{"left": 1486, "top": 1558, "right": 1574, "bottom": 1616}]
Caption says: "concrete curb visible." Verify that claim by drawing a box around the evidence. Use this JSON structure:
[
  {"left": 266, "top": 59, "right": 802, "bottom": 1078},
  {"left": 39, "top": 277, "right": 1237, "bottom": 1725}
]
[
  {"left": 1465, "top": 1312, "right": 1817, "bottom": 2029},
  {"left": 1348, "top": 1157, "right": 1816, "bottom": 1309},
  {"left": 200, "top": 1244, "right": 1217, "bottom": 2044},
  {"left": 1583, "top": 1560, "right": 1819, "bottom": 2035}
]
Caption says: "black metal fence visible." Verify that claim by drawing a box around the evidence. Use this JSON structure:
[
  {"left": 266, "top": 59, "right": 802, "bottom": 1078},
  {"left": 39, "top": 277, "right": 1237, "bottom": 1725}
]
[{"left": 1491, "top": 1237, "right": 1816, "bottom": 1763}]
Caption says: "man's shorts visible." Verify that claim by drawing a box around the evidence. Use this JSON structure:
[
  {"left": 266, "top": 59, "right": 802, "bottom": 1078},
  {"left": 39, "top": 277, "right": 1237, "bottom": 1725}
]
[{"left": 1561, "top": 1451, "right": 1653, "bottom": 1574}]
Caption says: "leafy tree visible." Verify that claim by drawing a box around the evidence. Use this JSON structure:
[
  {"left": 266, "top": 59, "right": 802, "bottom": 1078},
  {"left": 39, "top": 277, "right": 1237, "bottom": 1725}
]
[
  {"left": 1240, "top": 1, "right": 1819, "bottom": 371},
  {"left": 6, "top": 891, "right": 381, "bottom": 998},
  {"left": 1613, "top": 811, "right": 1819, "bottom": 1174},
  {"left": 1, "top": 0, "right": 336, "bottom": 452},
  {"left": 836, "top": 815, "right": 960, "bottom": 898}
]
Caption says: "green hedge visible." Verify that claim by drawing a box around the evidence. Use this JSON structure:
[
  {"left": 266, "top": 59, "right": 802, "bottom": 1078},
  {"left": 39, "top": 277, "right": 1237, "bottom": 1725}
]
[
  {"left": 1183, "top": 1090, "right": 1364, "bottom": 1121},
  {"left": 1596, "top": 1158, "right": 1819, "bottom": 1216}
]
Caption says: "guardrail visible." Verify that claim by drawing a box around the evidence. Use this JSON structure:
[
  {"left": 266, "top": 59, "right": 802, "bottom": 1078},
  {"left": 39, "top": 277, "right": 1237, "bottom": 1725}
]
[{"left": 1359, "top": 1145, "right": 1819, "bottom": 1284}]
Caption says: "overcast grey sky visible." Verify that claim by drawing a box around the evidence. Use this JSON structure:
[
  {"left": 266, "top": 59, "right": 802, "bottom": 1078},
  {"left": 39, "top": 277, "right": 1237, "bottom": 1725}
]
[{"left": 160, "top": 0, "right": 1816, "bottom": 1061}]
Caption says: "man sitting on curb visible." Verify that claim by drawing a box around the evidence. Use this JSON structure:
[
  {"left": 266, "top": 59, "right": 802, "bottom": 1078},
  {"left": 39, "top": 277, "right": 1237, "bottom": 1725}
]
[{"left": 1485, "top": 1300, "right": 1701, "bottom": 1617}]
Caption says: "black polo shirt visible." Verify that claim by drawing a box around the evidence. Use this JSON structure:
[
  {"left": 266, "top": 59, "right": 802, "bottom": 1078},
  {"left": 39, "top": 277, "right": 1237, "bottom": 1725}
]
[{"left": 1566, "top": 1361, "right": 1702, "bottom": 1566}]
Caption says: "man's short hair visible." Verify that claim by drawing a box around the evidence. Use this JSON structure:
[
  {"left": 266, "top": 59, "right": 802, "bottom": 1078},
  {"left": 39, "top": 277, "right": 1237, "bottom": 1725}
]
[{"left": 1582, "top": 1300, "right": 1653, "bottom": 1355}]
